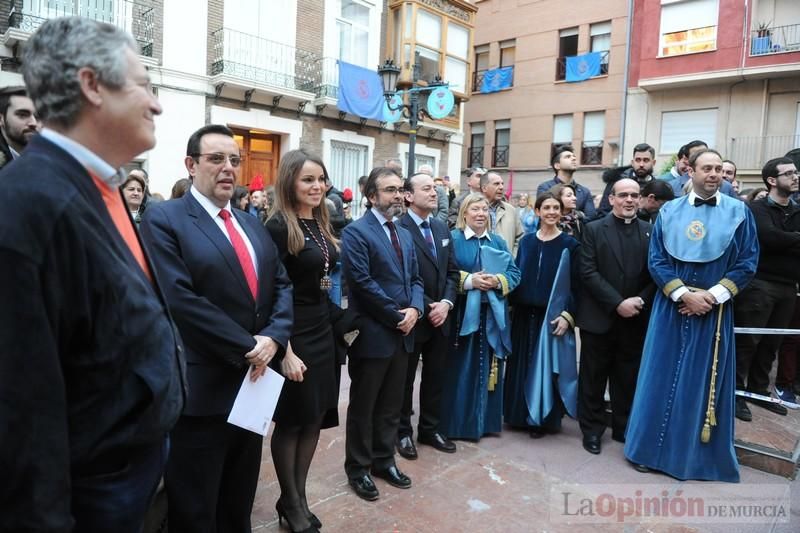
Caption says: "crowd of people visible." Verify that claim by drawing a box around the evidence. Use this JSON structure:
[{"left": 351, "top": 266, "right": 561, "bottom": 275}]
[{"left": 1, "top": 16, "right": 800, "bottom": 533}]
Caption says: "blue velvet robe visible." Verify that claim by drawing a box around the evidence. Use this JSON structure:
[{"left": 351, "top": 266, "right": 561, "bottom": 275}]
[
  {"left": 505, "top": 233, "right": 580, "bottom": 429},
  {"left": 440, "top": 229, "right": 521, "bottom": 440},
  {"left": 624, "top": 195, "right": 759, "bottom": 482}
]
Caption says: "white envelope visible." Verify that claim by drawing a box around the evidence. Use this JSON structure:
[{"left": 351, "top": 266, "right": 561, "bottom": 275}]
[{"left": 227, "top": 367, "right": 285, "bottom": 436}]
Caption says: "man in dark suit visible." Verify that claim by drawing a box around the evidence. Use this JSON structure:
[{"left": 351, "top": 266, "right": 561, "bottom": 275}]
[
  {"left": 576, "top": 178, "right": 655, "bottom": 455},
  {"left": 0, "top": 17, "right": 185, "bottom": 532},
  {"left": 140, "top": 124, "right": 293, "bottom": 532},
  {"left": 396, "top": 172, "right": 459, "bottom": 459},
  {"left": 341, "top": 166, "right": 424, "bottom": 501}
]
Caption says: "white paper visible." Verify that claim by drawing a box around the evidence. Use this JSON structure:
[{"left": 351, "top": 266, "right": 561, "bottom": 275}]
[{"left": 227, "top": 367, "right": 285, "bottom": 436}]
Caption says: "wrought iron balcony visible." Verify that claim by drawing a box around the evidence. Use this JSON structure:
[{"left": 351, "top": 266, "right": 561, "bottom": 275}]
[
  {"left": 8, "top": 0, "right": 155, "bottom": 57},
  {"left": 492, "top": 145, "right": 509, "bottom": 167},
  {"left": 728, "top": 135, "right": 800, "bottom": 169},
  {"left": 211, "top": 28, "right": 319, "bottom": 94},
  {"left": 750, "top": 23, "right": 800, "bottom": 56},
  {"left": 313, "top": 57, "right": 339, "bottom": 99},
  {"left": 581, "top": 141, "right": 603, "bottom": 165},
  {"left": 467, "top": 146, "right": 484, "bottom": 167},
  {"left": 555, "top": 51, "right": 609, "bottom": 81},
  {"left": 472, "top": 69, "right": 486, "bottom": 92}
]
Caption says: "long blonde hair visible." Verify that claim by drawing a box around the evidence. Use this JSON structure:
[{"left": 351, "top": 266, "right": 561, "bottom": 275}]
[{"left": 271, "top": 149, "right": 340, "bottom": 255}]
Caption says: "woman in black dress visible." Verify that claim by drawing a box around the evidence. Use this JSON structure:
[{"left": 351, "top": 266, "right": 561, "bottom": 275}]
[{"left": 265, "top": 149, "right": 340, "bottom": 533}]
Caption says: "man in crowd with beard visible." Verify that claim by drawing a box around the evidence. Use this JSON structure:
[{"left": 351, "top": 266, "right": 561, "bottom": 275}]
[
  {"left": 734, "top": 156, "right": 800, "bottom": 419},
  {"left": 597, "top": 143, "right": 657, "bottom": 217},
  {"left": 341, "top": 166, "right": 424, "bottom": 502},
  {"left": 0, "top": 86, "right": 39, "bottom": 169},
  {"left": 537, "top": 146, "right": 597, "bottom": 219}
]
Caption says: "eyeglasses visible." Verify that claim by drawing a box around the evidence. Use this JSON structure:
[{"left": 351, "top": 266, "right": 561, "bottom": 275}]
[
  {"left": 379, "top": 186, "right": 405, "bottom": 195},
  {"left": 776, "top": 169, "right": 798, "bottom": 178},
  {"left": 191, "top": 153, "right": 243, "bottom": 167},
  {"left": 615, "top": 192, "right": 641, "bottom": 199}
]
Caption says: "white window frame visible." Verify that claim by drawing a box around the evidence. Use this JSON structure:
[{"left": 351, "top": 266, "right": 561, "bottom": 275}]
[
  {"left": 658, "top": 0, "right": 719, "bottom": 57},
  {"left": 659, "top": 108, "right": 718, "bottom": 154},
  {"left": 322, "top": 129, "right": 374, "bottom": 218},
  {"left": 553, "top": 114, "right": 573, "bottom": 144},
  {"left": 397, "top": 142, "right": 441, "bottom": 178},
  {"left": 324, "top": 0, "right": 380, "bottom": 70}
]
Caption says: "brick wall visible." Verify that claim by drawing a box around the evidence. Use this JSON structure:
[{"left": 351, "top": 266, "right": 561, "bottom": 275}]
[
  {"left": 295, "top": 0, "right": 324, "bottom": 58},
  {"left": 207, "top": 0, "right": 223, "bottom": 75},
  {"left": 0, "top": 0, "right": 19, "bottom": 35},
  {"left": 148, "top": 0, "right": 163, "bottom": 62}
]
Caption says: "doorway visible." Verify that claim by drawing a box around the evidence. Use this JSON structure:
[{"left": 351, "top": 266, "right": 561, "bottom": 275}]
[{"left": 231, "top": 128, "right": 281, "bottom": 188}]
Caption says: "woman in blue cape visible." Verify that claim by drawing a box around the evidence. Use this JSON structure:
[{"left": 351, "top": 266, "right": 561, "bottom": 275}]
[
  {"left": 440, "top": 193, "right": 521, "bottom": 440},
  {"left": 505, "top": 193, "right": 580, "bottom": 437}
]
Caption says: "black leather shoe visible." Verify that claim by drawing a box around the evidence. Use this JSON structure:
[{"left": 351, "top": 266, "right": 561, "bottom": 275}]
[
  {"left": 418, "top": 432, "right": 456, "bottom": 453},
  {"left": 371, "top": 465, "right": 412, "bottom": 489},
  {"left": 395, "top": 435, "right": 418, "bottom": 460},
  {"left": 735, "top": 397, "right": 752, "bottom": 421},
  {"left": 348, "top": 474, "right": 379, "bottom": 501},
  {"left": 582, "top": 434, "right": 601, "bottom": 455},
  {"left": 629, "top": 461, "right": 650, "bottom": 473},
  {"left": 747, "top": 397, "right": 788, "bottom": 416}
]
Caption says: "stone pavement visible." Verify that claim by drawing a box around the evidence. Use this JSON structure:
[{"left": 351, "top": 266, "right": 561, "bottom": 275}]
[{"left": 249, "top": 370, "right": 800, "bottom": 533}]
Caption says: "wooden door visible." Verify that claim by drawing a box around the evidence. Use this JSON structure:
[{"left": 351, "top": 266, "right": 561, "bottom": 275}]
[{"left": 231, "top": 128, "right": 281, "bottom": 188}]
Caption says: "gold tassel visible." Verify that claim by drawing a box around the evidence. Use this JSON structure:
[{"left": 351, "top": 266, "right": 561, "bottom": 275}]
[
  {"left": 488, "top": 355, "right": 498, "bottom": 391},
  {"left": 701, "top": 304, "right": 725, "bottom": 444},
  {"left": 701, "top": 420, "right": 711, "bottom": 443}
]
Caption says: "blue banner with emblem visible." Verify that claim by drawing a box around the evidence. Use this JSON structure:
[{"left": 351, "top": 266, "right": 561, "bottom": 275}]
[
  {"left": 565, "top": 52, "right": 602, "bottom": 82},
  {"left": 480, "top": 66, "right": 514, "bottom": 93},
  {"left": 337, "top": 60, "right": 385, "bottom": 120}
]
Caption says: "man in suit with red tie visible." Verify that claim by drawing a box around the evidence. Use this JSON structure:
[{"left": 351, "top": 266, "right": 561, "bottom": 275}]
[
  {"left": 396, "top": 172, "right": 459, "bottom": 459},
  {"left": 0, "top": 17, "right": 185, "bottom": 532},
  {"left": 341, "top": 166, "right": 425, "bottom": 501},
  {"left": 140, "top": 124, "right": 293, "bottom": 532}
]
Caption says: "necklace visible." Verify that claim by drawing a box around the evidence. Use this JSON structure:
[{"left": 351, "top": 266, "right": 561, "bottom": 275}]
[{"left": 299, "top": 217, "right": 332, "bottom": 290}]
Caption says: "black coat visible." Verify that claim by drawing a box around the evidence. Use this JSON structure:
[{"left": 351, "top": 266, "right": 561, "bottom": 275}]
[
  {"left": 749, "top": 197, "right": 800, "bottom": 285},
  {"left": 576, "top": 214, "right": 656, "bottom": 334},
  {"left": 0, "top": 135, "right": 186, "bottom": 531},
  {"left": 398, "top": 212, "right": 460, "bottom": 340},
  {"left": 140, "top": 192, "right": 294, "bottom": 416}
]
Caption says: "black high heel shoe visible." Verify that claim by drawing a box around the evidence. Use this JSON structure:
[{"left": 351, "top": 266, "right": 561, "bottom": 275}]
[
  {"left": 276, "top": 500, "right": 319, "bottom": 533},
  {"left": 306, "top": 511, "right": 322, "bottom": 529}
]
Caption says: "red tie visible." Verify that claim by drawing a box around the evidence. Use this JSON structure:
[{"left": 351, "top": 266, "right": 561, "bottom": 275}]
[{"left": 218, "top": 209, "right": 258, "bottom": 299}]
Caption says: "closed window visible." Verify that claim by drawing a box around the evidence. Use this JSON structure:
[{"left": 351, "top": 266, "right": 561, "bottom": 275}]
[
  {"left": 590, "top": 21, "right": 611, "bottom": 75},
  {"left": 338, "top": 0, "right": 371, "bottom": 67},
  {"left": 659, "top": 0, "right": 718, "bottom": 57},
  {"left": 330, "top": 140, "right": 369, "bottom": 218},
  {"left": 659, "top": 108, "right": 718, "bottom": 154},
  {"left": 582, "top": 112, "right": 605, "bottom": 165},
  {"left": 493, "top": 119, "right": 510, "bottom": 167},
  {"left": 552, "top": 114, "right": 573, "bottom": 161},
  {"left": 469, "top": 122, "right": 485, "bottom": 167}
]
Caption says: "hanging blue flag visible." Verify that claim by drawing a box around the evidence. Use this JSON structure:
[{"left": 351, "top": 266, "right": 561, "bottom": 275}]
[
  {"left": 337, "top": 60, "right": 385, "bottom": 120},
  {"left": 480, "top": 66, "right": 514, "bottom": 93},
  {"left": 565, "top": 52, "right": 602, "bottom": 83}
]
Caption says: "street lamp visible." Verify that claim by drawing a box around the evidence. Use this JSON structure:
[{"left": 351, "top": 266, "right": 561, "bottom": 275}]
[{"left": 378, "top": 54, "right": 448, "bottom": 174}]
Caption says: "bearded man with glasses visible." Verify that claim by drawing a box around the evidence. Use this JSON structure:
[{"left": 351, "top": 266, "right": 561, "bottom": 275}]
[{"left": 733, "top": 157, "right": 800, "bottom": 419}]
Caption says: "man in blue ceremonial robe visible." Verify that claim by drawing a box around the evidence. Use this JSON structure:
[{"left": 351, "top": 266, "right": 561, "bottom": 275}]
[{"left": 624, "top": 149, "right": 759, "bottom": 482}]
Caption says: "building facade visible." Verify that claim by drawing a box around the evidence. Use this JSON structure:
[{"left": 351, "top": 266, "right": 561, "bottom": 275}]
[
  {"left": 0, "top": 0, "right": 477, "bottom": 203},
  {"left": 462, "top": 0, "right": 630, "bottom": 195},
  {"left": 625, "top": 0, "right": 800, "bottom": 185}
]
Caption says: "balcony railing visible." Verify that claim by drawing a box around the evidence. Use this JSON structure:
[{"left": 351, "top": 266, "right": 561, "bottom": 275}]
[
  {"left": 750, "top": 24, "right": 800, "bottom": 56},
  {"left": 729, "top": 135, "right": 800, "bottom": 169},
  {"left": 313, "top": 57, "right": 339, "bottom": 99},
  {"left": 492, "top": 145, "right": 509, "bottom": 167},
  {"left": 211, "top": 28, "right": 319, "bottom": 93},
  {"left": 472, "top": 69, "right": 486, "bottom": 92},
  {"left": 556, "top": 51, "right": 609, "bottom": 81},
  {"left": 581, "top": 141, "right": 603, "bottom": 165},
  {"left": 8, "top": 0, "right": 155, "bottom": 56},
  {"left": 467, "top": 147, "right": 484, "bottom": 167}
]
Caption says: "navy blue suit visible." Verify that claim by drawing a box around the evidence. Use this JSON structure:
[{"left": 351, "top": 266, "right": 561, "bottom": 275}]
[
  {"left": 342, "top": 209, "right": 424, "bottom": 478},
  {"left": 140, "top": 191, "right": 293, "bottom": 532},
  {"left": 397, "top": 213, "right": 459, "bottom": 440}
]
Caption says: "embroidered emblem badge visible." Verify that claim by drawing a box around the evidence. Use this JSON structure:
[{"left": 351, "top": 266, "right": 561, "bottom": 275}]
[{"left": 686, "top": 220, "right": 706, "bottom": 241}]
